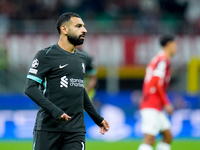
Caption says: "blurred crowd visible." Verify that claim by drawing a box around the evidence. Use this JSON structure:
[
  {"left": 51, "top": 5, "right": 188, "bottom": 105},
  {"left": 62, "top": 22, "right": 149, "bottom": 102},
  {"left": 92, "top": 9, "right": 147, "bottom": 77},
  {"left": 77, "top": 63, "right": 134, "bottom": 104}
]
[{"left": 0, "top": 0, "right": 200, "bottom": 33}]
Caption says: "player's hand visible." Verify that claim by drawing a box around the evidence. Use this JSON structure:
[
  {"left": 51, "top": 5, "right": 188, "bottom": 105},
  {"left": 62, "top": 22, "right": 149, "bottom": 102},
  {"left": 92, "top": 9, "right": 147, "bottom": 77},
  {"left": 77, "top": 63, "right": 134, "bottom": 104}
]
[
  {"left": 98, "top": 119, "right": 110, "bottom": 135},
  {"left": 59, "top": 113, "right": 71, "bottom": 121},
  {"left": 164, "top": 104, "right": 174, "bottom": 115}
]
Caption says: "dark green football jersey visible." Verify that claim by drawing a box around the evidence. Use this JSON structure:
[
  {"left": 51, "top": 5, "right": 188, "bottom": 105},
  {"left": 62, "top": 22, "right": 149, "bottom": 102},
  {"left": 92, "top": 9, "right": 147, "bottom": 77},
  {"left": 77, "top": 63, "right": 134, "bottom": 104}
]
[{"left": 26, "top": 44, "right": 103, "bottom": 133}]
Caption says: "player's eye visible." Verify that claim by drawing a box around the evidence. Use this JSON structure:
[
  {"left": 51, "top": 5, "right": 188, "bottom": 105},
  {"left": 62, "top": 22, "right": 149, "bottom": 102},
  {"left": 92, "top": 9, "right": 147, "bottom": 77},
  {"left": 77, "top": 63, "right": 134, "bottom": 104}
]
[{"left": 76, "top": 24, "right": 83, "bottom": 28}]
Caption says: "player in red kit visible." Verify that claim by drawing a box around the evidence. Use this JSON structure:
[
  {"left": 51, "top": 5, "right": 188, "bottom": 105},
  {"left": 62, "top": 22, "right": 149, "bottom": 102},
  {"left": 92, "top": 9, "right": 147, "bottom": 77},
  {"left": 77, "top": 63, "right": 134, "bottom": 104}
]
[{"left": 138, "top": 35, "right": 177, "bottom": 150}]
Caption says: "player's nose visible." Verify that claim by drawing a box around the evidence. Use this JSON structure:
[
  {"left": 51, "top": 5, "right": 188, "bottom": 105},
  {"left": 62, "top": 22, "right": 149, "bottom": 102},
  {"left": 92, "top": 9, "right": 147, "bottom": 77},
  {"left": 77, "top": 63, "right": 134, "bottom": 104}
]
[{"left": 83, "top": 27, "right": 87, "bottom": 33}]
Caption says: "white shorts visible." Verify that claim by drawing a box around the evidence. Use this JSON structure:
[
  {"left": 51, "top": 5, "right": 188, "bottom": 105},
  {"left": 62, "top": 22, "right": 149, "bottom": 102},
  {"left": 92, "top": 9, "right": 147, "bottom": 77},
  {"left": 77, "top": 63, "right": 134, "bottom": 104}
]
[{"left": 140, "top": 108, "right": 171, "bottom": 136}]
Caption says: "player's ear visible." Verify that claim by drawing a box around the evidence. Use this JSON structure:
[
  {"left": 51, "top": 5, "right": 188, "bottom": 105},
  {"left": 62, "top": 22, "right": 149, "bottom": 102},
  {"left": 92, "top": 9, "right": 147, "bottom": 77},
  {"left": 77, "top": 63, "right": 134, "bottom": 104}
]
[{"left": 60, "top": 25, "right": 68, "bottom": 35}]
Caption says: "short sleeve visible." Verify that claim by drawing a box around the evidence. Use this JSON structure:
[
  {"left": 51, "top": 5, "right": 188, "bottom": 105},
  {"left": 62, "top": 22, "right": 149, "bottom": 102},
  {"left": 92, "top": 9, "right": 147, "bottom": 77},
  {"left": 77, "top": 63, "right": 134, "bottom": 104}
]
[
  {"left": 27, "top": 50, "right": 50, "bottom": 84},
  {"left": 153, "top": 60, "right": 166, "bottom": 78}
]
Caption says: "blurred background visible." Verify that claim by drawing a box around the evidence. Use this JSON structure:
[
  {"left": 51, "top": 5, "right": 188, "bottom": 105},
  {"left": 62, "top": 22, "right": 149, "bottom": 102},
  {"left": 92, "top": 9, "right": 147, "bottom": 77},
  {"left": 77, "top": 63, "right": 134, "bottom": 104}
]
[{"left": 0, "top": 0, "right": 200, "bottom": 149}]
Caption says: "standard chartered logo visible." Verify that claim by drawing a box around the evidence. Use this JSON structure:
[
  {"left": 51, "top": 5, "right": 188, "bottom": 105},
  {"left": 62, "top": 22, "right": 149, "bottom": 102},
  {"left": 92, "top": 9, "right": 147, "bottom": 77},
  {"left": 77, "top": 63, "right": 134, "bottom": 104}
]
[
  {"left": 60, "top": 76, "right": 68, "bottom": 88},
  {"left": 60, "top": 76, "right": 84, "bottom": 88}
]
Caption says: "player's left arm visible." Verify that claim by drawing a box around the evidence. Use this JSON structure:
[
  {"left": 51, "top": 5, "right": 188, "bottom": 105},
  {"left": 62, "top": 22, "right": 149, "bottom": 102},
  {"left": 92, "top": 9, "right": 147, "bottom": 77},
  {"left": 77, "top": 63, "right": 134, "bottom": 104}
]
[
  {"left": 153, "top": 60, "right": 174, "bottom": 114},
  {"left": 24, "top": 78, "right": 65, "bottom": 120},
  {"left": 83, "top": 89, "right": 110, "bottom": 134},
  {"left": 152, "top": 76, "right": 173, "bottom": 114}
]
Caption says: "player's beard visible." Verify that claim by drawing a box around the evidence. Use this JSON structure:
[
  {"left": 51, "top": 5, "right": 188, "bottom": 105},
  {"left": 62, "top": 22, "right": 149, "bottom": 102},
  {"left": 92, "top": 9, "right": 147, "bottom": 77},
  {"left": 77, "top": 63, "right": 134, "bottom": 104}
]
[{"left": 67, "top": 33, "right": 85, "bottom": 46}]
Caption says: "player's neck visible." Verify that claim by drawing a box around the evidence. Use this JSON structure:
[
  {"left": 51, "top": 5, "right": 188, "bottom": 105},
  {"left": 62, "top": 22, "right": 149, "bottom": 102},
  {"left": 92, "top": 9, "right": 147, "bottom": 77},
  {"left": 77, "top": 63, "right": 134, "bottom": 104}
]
[
  {"left": 162, "top": 49, "right": 171, "bottom": 59},
  {"left": 58, "top": 36, "right": 75, "bottom": 53}
]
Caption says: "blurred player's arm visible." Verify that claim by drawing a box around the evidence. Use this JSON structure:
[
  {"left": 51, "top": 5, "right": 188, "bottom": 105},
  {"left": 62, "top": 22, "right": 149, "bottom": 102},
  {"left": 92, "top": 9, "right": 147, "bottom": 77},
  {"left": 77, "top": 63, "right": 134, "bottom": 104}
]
[
  {"left": 152, "top": 61, "right": 173, "bottom": 114},
  {"left": 83, "top": 89, "right": 110, "bottom": 134},
  {"left": 24, "top": 79, "right": 66, "bottom": 120},
  {"left": 85, "top": 53, "right": 97, "bottom": 93},
  {"left": 152, "top": 76, "right": 173, "bottom": 114},
  {"left": 85, "top": 71, "right": 97, "bottom": 93}
]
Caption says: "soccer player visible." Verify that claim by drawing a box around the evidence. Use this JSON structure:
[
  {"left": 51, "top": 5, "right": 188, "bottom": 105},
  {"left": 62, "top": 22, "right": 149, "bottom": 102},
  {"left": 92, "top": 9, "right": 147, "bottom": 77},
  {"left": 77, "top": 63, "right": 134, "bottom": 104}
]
[
  {"left": 24, "top": 12, "right": 110, "bottom": 150},
  {"left": 138, "top": 35, "right": 177, "bottom": 150}
]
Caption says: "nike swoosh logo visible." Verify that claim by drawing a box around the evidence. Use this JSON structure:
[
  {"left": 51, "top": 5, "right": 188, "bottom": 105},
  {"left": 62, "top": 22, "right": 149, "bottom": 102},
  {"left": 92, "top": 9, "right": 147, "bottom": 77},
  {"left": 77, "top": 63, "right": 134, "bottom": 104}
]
[{"left": 59, "top": 64, "right": 68, "bottom": 69}]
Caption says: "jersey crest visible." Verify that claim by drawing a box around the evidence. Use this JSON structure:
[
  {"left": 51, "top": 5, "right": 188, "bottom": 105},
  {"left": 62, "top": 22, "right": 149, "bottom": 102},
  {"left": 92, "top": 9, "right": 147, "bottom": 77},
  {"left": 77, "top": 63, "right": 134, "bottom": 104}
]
[{"left": 82, "top": 63, "right": 85, "bottom": 73}]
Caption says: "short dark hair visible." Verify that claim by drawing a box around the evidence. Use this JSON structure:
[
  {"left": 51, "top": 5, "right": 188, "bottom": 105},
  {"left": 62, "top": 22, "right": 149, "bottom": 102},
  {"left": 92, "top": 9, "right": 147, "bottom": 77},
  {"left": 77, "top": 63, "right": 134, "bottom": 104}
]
[
  {"left": 159, "top": 35, "right": 175, "bottom": 47},
  {"left": 56, "top": 12, "right": 81, "bottom": 34}
]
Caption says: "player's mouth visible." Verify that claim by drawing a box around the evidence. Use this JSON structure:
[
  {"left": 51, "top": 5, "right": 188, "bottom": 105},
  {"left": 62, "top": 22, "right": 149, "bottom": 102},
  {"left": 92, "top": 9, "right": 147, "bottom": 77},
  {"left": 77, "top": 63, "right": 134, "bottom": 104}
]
[{"left": 79, "top": 34, "right": 85, "bottom": 39}]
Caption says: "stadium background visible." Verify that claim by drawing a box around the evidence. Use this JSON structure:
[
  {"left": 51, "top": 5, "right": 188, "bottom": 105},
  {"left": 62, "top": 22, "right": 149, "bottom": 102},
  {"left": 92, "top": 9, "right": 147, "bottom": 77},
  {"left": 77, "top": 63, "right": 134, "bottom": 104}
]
[{"left": 0, "top": 0, "right": 200, "bottom": 149}]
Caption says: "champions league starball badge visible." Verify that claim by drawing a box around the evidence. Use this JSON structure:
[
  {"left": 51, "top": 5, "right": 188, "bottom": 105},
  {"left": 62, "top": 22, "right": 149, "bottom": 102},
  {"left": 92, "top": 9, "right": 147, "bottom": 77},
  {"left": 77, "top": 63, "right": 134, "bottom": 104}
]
[{"left": 32, "top": 58, "right": 39, "bottom": 68}]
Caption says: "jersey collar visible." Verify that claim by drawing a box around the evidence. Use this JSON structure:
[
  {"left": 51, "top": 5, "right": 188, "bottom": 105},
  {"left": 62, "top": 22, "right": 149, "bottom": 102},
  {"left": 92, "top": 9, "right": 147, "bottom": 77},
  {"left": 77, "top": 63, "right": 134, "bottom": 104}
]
[{"left": 55, "top": 43, "right": 77, "bottom": 56}]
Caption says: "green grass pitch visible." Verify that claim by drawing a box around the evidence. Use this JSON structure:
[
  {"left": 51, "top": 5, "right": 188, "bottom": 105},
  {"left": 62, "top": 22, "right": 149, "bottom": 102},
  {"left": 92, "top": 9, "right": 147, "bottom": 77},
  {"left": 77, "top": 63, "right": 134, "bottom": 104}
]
[{"left": 0, "top": 140, "right": 199, "bottom": 150}]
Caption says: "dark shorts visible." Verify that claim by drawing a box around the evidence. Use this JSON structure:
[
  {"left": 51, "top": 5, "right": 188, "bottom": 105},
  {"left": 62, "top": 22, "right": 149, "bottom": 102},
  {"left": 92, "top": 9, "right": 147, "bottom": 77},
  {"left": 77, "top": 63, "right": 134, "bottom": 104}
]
[{"left": 33, "top": 130, "right": 85, "bottom": 150}]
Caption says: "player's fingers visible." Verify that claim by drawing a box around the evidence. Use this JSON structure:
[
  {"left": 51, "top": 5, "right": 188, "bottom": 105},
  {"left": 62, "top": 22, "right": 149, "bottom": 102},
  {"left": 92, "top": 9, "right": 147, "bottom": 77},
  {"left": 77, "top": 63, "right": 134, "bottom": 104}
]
[
  {"left": 64, "top": 115, "right": 71, "bottom": 121},
  {"left": 100, "top": 127, "right": 105, "bottom": 135},
  {"left": 59, "top": 117, "right": 65, "bottom": 121},
  {"left": 100, "top": 127, "right": 104, "bottom": 134},
  {"left": 67, "top": 115, "right": 71, "bottom": 119},
  {"left": 99, "top": 127, "right": 102, "bottom": 134},
  {"left": 105, "top": 127, "right": 109, "bottom": 132},
  {"left": 104, "top": 120, "right": 110, "bottom": 130},
  {"left": 63, "top": 116, "right": 68, "bottom": 121},
  {"left": 102, "top": 127, "right": 106, "bottom": 134},
  {"left": 102, "top": 120, "right": 109, "bottom": 131},
  {"left": 59, "top": 114, "right": 65, "bottom": 119},
  {"left": 103, "top": 124, "right": 108, "bottom": 132}
]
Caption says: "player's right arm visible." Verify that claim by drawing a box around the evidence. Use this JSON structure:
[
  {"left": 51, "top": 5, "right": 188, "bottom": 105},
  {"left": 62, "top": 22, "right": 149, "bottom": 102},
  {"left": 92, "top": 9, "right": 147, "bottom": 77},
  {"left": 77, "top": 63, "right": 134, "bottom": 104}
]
[
  {"left": 24, "top": 50, "right": 65, "bottom": 120},
  {"left": 24, "top": 79, "right": 65, "bottom": 119}
]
